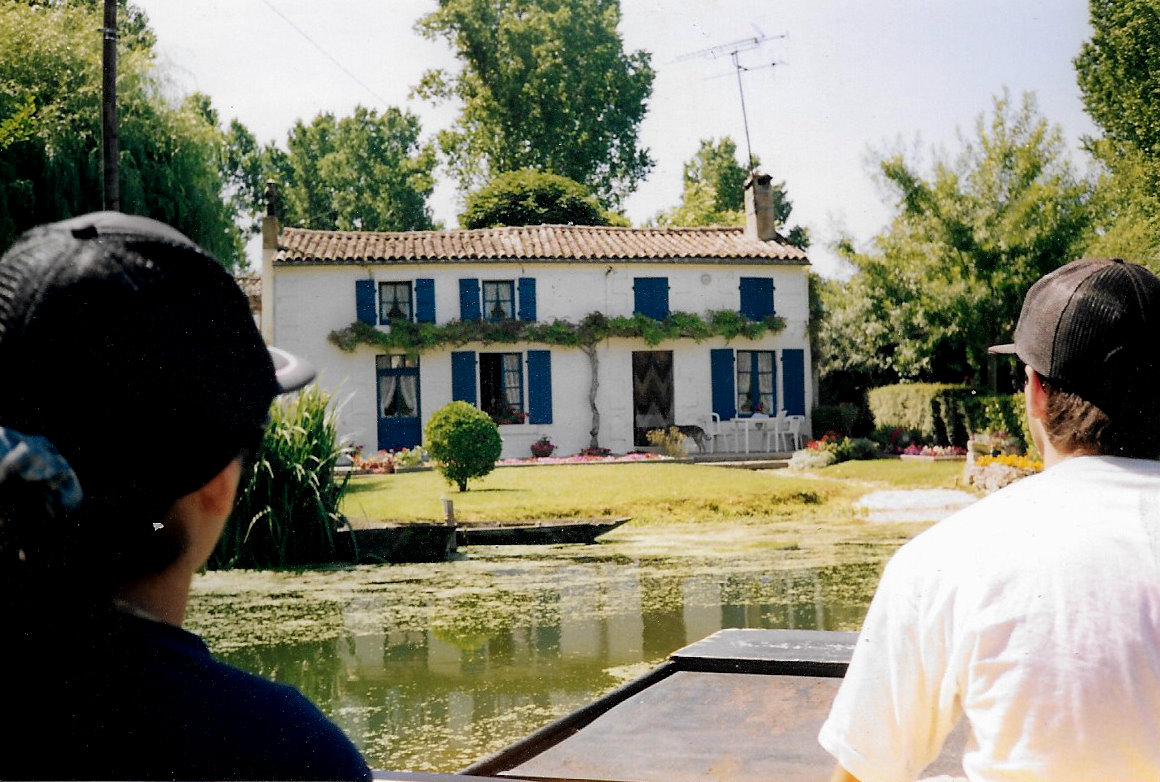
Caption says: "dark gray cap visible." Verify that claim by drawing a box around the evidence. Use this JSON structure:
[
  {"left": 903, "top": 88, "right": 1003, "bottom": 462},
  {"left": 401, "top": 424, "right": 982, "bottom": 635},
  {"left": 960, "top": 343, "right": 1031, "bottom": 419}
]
[{"left": 989, "top": 258, "right": 1160, "bottom": 413}]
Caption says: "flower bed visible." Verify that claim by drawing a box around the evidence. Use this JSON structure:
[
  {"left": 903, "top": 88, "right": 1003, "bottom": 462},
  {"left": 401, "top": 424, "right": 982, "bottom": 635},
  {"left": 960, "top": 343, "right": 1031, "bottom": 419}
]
[
  {"left": 899, "top": 444, "right": 966, "bottom": 461},
  {"left": 497, "top": 452, "right": 668, "bottom": 467}
]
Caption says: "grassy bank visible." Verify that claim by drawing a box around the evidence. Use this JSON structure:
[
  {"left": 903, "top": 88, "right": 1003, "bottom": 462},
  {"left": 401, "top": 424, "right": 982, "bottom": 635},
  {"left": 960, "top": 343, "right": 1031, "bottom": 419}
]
[{"left": 340, "top": 459, "right": 968, "bottom": 567}]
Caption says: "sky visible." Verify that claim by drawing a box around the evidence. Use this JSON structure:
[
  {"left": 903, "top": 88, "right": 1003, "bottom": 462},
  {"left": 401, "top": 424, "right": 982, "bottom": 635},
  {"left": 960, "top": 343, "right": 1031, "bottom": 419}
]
[{"left": 139, "top": 0, "right": 1097, "bottom": 277}]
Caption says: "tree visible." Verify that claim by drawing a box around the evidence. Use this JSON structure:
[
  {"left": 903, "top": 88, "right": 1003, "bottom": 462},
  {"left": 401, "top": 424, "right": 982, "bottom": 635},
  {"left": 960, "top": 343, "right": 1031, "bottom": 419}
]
[
  {"left": 1074, "top": 0, "right": 1160, "bottom": 272},
  {"left": 460, "top": 168, "right": 619, "bottom": 228},
  {"left": 819, "top": 91, "right": 1092, "bottom": 389},
  {"left": 0, "top": 2, "right": 247, "bottom": 267},
  {"left": 653, "top": 137, "right": 809, "bottom": 247},
  {"left": 270, "top": 107, "right": 436, "bottom": 232},
  {"left": 424, "top": 402, "right": 503, "bottom": 491},
  {"left": 415, "top": 0, "right": 654, "bottom": 208}
]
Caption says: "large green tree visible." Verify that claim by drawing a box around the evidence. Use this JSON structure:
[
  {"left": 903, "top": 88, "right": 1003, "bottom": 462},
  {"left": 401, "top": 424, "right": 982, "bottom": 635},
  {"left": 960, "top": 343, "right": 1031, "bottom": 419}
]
[
  {"left": 266, "top": 107, "right": 436, "bottom": 232},
  {"left": 415, "top": 0, "right": 654, "bottom": 208},
  {"left": 654, "top": 137, "right": 809, "bottom": 248},
  {"left": 460, "top": 168, "right": 619, "bottom": 228},
  {"left": 819, "top": 92, "right": 1092, "bottom": 388},
  {"left": 0, "top": 2, "right": 247, "bottom": 266},
  {"left": 1074, "top": 0, "right": 1160, "bottom": 272}
]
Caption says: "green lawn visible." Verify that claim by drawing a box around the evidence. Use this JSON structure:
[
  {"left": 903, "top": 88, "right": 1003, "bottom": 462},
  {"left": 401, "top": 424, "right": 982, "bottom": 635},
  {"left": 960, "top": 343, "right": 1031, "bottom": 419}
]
[{"left": 340, "top": 459, "right": 967, "bottom": 565}]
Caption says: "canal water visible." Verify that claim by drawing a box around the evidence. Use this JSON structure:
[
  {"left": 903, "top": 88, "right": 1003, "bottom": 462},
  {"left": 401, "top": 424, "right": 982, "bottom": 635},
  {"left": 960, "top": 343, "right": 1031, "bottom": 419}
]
[{"left": 186, "top": 545, "right": 885, "bottom": 773}]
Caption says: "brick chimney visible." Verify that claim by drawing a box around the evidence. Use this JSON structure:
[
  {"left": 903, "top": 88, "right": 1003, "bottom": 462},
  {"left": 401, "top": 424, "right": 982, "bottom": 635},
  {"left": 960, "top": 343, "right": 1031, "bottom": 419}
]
[{"left": 744, "top": 172, "right": 778, "bottom": 241}]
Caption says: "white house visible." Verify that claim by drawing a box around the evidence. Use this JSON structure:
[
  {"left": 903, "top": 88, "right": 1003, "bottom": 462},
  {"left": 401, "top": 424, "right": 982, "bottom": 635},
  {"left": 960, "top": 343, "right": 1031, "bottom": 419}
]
[{"left": 261, "top": 174, "right": 812, "bottom": 459}]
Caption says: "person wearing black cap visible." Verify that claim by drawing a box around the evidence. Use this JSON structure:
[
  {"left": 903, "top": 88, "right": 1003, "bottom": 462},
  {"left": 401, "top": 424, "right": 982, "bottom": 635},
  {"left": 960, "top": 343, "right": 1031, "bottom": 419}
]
[
  {"left": 819, "top": 258, "right": 1160, "bottom": 781},
  {"left": 0, "top": 213, "right": 370, "bottom": 780}
]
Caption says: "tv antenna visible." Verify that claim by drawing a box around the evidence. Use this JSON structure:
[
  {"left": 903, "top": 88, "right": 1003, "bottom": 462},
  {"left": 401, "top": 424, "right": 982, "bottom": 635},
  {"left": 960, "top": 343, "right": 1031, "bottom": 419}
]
[{"left": 676, "top": 31, "right": 786, "bottom": 172}]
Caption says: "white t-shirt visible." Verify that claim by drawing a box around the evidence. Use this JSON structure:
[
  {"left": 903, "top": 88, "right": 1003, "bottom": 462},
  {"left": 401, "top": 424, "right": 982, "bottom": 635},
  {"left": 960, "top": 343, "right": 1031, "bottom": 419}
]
[{"left": 819, "top": 456, "right": 1160, "bottom": 782}]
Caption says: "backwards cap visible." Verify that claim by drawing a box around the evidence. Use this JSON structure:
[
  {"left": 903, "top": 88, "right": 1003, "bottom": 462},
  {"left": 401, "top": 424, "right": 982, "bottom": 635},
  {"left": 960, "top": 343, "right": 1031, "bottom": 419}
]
[
  {"left": 989, "top": 258, "right": 1160, "bottom": 418},
  {"left": 0, "top": 212, "right": 314, "bottom": 523}
]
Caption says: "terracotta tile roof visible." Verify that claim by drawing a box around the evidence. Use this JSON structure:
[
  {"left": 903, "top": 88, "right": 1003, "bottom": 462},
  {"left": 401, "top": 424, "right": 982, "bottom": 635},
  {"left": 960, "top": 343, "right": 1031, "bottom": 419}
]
[{"left": 274, "top": 224, "right": 809, "bottom": 266}]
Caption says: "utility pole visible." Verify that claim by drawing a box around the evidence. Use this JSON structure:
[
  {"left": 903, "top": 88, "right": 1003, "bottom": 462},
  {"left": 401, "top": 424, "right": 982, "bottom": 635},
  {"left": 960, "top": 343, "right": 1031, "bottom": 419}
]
[{"left": 101, "top": 0, "right": 118, "bottom": 210}]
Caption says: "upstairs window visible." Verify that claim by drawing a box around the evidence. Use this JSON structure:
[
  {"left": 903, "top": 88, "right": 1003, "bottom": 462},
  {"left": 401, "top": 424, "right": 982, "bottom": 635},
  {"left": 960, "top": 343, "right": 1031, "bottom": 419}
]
[
  {"left": 483, "top": 281, "right": 515, "bottom": 322},
  {"left": 739, "top": 277, "right": 775, "bottom": 320},
  {"left": 379, "top": 282, "right": 413, "bottom": 325},
  {"left": 736, "top": 350, "right": 775, "bottom": 415},
  {"left": 633, "top": 277, "right": 670, "bottom": 320}
]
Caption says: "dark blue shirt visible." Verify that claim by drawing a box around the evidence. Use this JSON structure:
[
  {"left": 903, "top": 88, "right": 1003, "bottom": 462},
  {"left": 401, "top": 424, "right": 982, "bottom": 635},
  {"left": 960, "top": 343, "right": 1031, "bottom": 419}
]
[{"left": 5, "top": 611, "right": 371, "bottom": 780}]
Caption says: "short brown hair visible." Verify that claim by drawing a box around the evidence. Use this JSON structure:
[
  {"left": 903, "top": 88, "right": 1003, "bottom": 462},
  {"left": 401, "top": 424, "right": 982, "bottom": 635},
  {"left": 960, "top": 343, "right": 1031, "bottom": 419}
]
[{"left": 1041, "top": 379, "right": 1160, "bottom": 460}]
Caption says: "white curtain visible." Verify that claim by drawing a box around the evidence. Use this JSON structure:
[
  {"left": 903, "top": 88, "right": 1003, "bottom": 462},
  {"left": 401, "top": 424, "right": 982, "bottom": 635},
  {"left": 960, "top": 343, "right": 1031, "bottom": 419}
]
[
  {"left": 502, "top": 354, "right": 522, "bottom": 408},
  {"left": 379, "top": 375, "right": 398, "bottom": 417},
  {"left": 397, "top": 376, "right": 417, "bottom": 417}
]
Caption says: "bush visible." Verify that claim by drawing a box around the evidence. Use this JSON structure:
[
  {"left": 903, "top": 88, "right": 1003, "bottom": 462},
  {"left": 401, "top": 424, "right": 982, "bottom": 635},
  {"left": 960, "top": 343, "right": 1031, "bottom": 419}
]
[
  {"left": 210, "top": 385, "right": 349, "bottom": 569},
  {"left": 847, "top": 438, "right": 880, "bottom": 461},
  {"left": 811, "top": 403, "right": 872, "bottom": 438},
  {"left": 867, "top": 383, "right": 976, "bottom": 445},
  {"left": 425, "top": 402, "right": 503, "bottom": 491},
  {"left": 646, "top": 426, "right": 687, "bottom": 458},
  {"left": 869, "top": 426, "right": 924, "bottom": 454}
]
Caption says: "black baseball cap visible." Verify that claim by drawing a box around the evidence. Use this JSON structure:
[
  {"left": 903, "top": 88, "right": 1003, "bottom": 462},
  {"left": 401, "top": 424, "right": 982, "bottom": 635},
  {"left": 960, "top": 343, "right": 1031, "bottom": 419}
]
[
  {"left": 989, "top": 258, "right": 1160, "bottom": 414},
  {"left": 0, "top": 212, "right": 314, "bottom": 522}
]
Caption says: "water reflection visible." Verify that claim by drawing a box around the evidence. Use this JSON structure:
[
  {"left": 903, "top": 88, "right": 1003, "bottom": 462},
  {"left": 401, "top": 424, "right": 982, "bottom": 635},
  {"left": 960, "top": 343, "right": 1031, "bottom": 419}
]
[{"left": 195, "top": 558, "right": 879, "bottom": 772}]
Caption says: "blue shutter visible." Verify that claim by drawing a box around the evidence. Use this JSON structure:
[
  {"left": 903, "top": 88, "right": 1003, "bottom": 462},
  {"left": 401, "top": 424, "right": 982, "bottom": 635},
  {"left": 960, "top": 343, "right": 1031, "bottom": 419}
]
[
  {"left": 459, "top": 278, "right": 481, "bottom": 321},
  {"left": 781, "top": 349, "right": 806, "bottom": 416},
  {"left": 739, "top": 278, "right": 775, "bottom": 320},
  {"left": 517, "top": 277, "right": 537, "bottom": 322},
  {"left": 526, "top": 350, "right": 553, "bottom": 424},
  {"left": 451, "top": 351, "right": 477, "bottom": 405},
  {"left": 356, "top": 279, "right": 376, "bottom": 325},
  {"left": 415, "top": 279, "right": 436, "bottom": 323},
  {"left": 633, "top": 277, "right": 670, "bottom": 320},
  {"left": 710, "top": 349, "right": 736, "bottom": 420}
]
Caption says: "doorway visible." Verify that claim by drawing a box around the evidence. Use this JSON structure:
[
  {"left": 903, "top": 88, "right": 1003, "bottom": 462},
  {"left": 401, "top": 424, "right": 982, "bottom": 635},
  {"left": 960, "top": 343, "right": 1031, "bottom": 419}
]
[
  {"left": 632, "top": 350, "right": 674, "bottom": 447},
  {"left": 376, "top": 354, "right": 421, "bottom": 451}
]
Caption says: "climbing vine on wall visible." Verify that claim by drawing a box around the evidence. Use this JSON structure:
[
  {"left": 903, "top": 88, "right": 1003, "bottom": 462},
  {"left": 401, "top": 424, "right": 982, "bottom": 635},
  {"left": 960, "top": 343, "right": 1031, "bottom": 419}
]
[{"left": 328, "top": 310, "right": 786, "bottom": 354}]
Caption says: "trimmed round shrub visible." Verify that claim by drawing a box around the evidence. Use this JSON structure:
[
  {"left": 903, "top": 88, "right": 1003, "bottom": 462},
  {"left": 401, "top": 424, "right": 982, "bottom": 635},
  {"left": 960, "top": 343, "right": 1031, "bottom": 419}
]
[
  {"left": 788, "top": 449, "right": 837, "bottom": 471},
  {"left": 425, "top": 402, "right": 502, "bottom": 491}
]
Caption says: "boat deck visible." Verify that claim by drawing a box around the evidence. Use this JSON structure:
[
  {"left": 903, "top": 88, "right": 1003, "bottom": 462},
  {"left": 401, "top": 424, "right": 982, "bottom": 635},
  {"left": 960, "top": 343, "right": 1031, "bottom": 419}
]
[{"left": 455, "top": 629, "right": 966, "bottom": 782}]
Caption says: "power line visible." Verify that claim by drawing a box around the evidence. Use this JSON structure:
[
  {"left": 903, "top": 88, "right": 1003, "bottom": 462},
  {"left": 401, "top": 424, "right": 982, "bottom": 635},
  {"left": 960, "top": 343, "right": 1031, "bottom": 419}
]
[{"left": 257, "top": 0, "right": 390, "bottom": 107}]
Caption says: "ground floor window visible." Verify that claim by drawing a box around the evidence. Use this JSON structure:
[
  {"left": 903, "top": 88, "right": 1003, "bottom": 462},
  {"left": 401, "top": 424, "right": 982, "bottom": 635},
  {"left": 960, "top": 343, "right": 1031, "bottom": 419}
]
[
  {"left": 736, "top": 350, "right": 774, "bottom": 415},
  {"left": 480, "top": 352, "right": 524, "bottom": 424}
]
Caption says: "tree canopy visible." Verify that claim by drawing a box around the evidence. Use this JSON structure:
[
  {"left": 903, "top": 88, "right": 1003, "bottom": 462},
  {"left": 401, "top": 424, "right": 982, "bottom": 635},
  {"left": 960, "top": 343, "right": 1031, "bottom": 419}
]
[
  {"left": 0, "top": 2, "right": 247, "bottom": 267},
  {"left": 653, "top": 138, "right": 809, "bottom": 248},
  {"left": 819, "top": 92, "right": 1092, "bottom": 389},
  {"left": 414, "top": 0, "right": 654, "bottom": 208},
  {"left": 1074, "top": 0, "right": 1160, "bottom": 271},
  {"left": 263, "top": 107, "right": 437, "bottom": 232},
  {"left": 460, "top": 168, "right": 618, "bottom": 228}
]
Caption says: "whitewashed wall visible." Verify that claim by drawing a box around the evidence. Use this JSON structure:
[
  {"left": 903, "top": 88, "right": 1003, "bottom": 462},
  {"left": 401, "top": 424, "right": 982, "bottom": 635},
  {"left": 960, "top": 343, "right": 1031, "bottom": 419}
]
[{"left": 271, "top": 260, "right": 811, "bottom": 458}]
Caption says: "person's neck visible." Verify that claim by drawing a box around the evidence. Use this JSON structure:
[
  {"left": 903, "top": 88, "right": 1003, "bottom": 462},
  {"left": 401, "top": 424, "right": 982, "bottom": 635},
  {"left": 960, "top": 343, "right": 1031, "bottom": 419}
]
[{"left": 113, "top": 567, "right": 193, "bottom": 627}]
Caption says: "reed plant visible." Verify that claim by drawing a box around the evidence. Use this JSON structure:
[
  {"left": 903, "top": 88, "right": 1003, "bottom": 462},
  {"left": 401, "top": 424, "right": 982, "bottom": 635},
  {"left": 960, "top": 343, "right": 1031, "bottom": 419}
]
[{"left": 209, "top": 385, "right": 350, "bottom": 569}]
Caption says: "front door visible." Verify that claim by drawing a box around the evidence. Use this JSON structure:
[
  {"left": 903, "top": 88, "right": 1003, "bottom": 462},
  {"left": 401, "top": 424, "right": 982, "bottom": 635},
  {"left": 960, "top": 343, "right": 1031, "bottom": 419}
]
[
  {"left": 376, "top": 354, "right": 421, "bottom": 451},
  {"left": 632, "top": 350, "right": 674, "bottom": 447}
]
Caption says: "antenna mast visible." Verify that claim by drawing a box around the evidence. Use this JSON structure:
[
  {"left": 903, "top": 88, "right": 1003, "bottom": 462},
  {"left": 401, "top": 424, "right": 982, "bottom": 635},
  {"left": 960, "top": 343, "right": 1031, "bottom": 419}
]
[{"left": 676, "top": 32, "right": 786, "bottom": 172}]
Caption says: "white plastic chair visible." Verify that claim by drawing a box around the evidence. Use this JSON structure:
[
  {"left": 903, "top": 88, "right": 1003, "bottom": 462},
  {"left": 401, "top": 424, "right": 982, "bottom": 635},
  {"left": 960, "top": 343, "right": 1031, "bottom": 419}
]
[
  {"left": 765, "top": 412, "right": 789, "bottom": 452},
  {"left": 783, "top": 415, "right": 805, "bottom": 451},
  {"left": 704, "top": 412, "right": 736, "bottom": 453}
]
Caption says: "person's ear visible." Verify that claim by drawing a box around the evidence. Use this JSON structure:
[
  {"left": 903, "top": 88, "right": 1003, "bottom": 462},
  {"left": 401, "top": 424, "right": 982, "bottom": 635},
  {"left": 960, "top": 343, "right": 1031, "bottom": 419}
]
[
  {"left": 188, "top": 458, "right": 243, "bottom": 520},
  {"left": 1025, "top": 365, "right": 1048, "bottom": 422}
]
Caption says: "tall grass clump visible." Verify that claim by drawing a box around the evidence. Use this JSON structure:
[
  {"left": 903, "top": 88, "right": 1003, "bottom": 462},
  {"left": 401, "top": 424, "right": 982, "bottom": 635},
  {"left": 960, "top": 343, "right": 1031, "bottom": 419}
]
[{"left": 209, "top": 385, "right": 349, "bottom": 569}]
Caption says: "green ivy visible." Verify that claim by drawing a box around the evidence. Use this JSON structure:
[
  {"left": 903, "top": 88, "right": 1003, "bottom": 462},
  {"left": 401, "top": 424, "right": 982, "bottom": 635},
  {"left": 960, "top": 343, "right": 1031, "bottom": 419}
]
[{"left": 329, "top": 311, "right": 786, "bottom": 354}]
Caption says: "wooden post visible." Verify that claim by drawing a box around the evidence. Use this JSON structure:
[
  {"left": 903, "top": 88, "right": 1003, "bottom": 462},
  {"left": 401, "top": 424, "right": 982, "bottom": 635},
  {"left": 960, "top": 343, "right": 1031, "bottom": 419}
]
[{"left": 101, "top": 0, "right": 118, "bottom": 210}]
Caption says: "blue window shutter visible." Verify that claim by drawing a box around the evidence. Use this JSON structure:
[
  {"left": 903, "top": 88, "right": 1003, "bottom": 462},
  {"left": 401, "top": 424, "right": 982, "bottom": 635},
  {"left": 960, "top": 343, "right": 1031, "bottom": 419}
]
[
  {"left": 415, "top": 279, "right": 436, "bottom": 323},
  {"left": 633, "top": 277, "right": 670, "bottom": 320},
  {"left": 781, "top": 349, "right": 806, "bottom": 416},
  {"left": 451, "top": 351, "right": 477, "bottom": 404},
  {"left": 459, "top": 278, "right": 481, "bottom": 320},
  {"left": 356, "top": 279, "right": 376, "bottom": 325},
  {"left": 517, "top": 277, "right": 537, "bottom": 322},
  {"left": 526, "top": 350, "right": 553, "bottom": 424},
  {"left": 710, "top": 349, "right": 736, "bottom": 420},
  {"left": 739, "top": 278, "right": 775, "bottom": 320}
]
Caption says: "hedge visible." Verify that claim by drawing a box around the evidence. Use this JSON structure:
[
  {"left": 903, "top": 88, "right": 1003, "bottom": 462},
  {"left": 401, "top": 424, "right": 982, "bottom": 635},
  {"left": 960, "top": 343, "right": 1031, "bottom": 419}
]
[{"left": 867, "top": 384, "right": 1029, "bottom": 450}]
